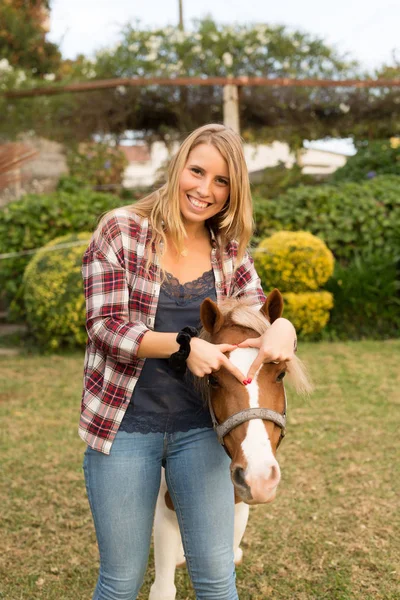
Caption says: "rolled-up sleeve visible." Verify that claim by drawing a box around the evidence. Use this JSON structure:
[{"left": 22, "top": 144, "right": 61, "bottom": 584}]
[
  {"left": 82, "top": 244, "right": 149, "bottom": 364},
  {"left": 231, "top": 250, "right": 266, "bottom": 308}
]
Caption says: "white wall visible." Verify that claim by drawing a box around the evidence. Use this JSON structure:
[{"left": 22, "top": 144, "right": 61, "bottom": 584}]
[
  {"left": 298, "top": 148, "right": 347, "bottom": 175},
  {"left": 123, "top": 142, "right": 177, "bottom": 187}
]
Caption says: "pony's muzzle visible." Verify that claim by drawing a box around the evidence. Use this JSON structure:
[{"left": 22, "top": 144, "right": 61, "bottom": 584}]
[{"left": 231, "top": 462, "right": 281, "bottom": 504}]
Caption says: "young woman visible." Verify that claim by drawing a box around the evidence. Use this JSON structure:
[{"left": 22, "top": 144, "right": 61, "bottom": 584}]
[{"left": 80, "top": 123, "right": 296, "bottom": 600}]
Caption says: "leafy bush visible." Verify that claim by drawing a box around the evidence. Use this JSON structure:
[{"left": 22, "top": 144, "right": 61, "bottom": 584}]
[
  {"left": 251, "top": 161, "right": 317, "bottom": 200},
  {"left": 331, "top": 139, "right": 400, "bottom": 182},
  {"left": 282, "top": 291, "right": 334, "bottom": 336},
  {"left": 0, "top": 189, "right": 125, "bottom": 315},
  {"left": 56, "top": 175, "right": 88, "bottom": 194},
  {"left": 254, "top": 231, "right": 334, "bottom": 337},
  {"left": 325, "top": 253, "right": 400, "bottom": 340},
  {"left": 253, "top": 175, "right": 400, "bottom": 262},
  {"left": 23, "top": 232, "right": 89, "bottom": 351},
  {"left": 67, "top": 143, "right": 128, "bottom": 188},
  {"left": 254, "top": 231, "right": 334, "bottom": 293}
]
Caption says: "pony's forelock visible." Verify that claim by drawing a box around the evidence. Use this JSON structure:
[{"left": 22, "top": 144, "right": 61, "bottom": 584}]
[{"left": 201, "top": 297, "right": 271, "bottom": 338}]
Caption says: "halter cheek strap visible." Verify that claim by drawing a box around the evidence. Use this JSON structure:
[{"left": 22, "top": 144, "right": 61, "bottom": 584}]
[{"left": 208, "top": 386, "right": 287, "bottom": 448}]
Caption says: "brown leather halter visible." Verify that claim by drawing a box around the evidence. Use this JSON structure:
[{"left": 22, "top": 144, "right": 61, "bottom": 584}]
[{"left": 208, "top": 384, "right": 287, "bottom": 451}]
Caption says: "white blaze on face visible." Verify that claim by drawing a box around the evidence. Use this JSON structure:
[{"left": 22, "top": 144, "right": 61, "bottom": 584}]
[{"left": 229, "top": 348, "right": 279, "bottom": 480}]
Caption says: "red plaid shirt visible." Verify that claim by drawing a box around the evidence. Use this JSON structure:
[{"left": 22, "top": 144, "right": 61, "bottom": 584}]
[{"left": 80, "top": 209, "right": 266, "bottom": 454}]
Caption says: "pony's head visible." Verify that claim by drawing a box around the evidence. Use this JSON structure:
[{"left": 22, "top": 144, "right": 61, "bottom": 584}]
[{"left": 199, "top": 289, "right": 312, "bottom": 504}]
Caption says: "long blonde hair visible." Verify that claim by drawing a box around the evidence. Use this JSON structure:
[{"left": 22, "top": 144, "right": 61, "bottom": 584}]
[{"left": 95, "top": 124, "right": 254, "bottom": 267}]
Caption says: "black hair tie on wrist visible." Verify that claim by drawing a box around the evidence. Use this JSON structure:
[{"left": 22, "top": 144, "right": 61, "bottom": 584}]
[{"left": 168, "top": 326, "right": 199, "bottom": 378}]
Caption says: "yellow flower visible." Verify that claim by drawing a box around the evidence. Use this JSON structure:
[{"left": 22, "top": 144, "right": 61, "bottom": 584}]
[
  {"left": 283, "top": 292, "right": 334, "bottom": 335},
  {"left": 254, "top": 231, "right": 334, "bottom": 294},
  {"left": 253, "top": 231, "right": 335, "bottom": 336},
  {"left": 23, "top": 232, "right": 89, "bottom": 350},
  {"left": 390, "top": 137, "right": 400, "bottom": 149}
]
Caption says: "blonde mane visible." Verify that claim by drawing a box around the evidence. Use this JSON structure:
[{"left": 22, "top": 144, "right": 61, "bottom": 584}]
[{"left": 199, "top": 298, "right": 313, "bottom": 395}]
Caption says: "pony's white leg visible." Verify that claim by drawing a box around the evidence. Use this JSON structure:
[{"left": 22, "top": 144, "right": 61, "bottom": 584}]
[
  {"left": 233, "top": 502, "right": 250, "bottom": 565},
  {"left": 149, "top": 470, "right": 184, "bottom": 600}
]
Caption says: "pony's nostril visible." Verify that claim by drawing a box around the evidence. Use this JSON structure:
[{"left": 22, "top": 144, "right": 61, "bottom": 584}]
[
  {"left": 269, "top": 464, "right": 281, "bottom": 485},
  {"left": 232, "top": 467, "right": 247, "bottom": 489}
]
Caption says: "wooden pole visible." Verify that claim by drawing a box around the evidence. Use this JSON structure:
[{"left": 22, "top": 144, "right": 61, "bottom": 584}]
[
  {"left": 223, "top": 83, "right": 240, "bottom": 133},
  {"left": 178, "top": 0, "right": 183, "bottom": 31}
]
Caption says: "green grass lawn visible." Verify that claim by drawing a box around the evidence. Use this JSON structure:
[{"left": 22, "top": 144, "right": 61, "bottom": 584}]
[{"left": 1, "top": 340, "right": 399, "bottom": 600}]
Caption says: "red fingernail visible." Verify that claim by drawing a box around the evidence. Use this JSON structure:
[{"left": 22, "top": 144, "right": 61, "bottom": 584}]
[
  {"left": 242, "top": 380, "right": 248, "bottom": 385},
  {"left": 247, "top": 378, "right": 252, "bottom": 384}
]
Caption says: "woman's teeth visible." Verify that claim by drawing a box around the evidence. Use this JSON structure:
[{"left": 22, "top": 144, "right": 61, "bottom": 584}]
[{"left": 187, "top": 195, "right": 209, "bottom": 209}]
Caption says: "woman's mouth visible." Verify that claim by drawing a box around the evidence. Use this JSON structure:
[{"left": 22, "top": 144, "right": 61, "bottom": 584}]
[{"left": 187, "top": 194, "right": 211, "bottom": 210}]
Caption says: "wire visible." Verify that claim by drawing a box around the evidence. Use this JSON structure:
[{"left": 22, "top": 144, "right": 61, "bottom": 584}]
[{"left": 0, "top": 240, "right": 90, "bottom": 261}]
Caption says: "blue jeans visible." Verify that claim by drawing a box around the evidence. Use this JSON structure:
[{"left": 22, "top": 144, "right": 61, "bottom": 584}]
[{"left": 83, "top": 427, "right": 238, "bottom": 600}]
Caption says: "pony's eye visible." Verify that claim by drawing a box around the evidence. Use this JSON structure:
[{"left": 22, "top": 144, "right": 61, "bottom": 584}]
[
  {"left": 276, "top": 371, "right": 286, "bottom": 383},
  {"left": 208, "top": 374, "right": 220, "bottom": 387}
]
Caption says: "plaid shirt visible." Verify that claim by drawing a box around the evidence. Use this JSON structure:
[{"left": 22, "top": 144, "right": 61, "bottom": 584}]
[{"left": 80, "top": 208, "right": 266, "bottom": 454}]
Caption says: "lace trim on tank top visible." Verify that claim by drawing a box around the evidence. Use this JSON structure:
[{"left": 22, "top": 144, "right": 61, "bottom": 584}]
[
  {"left": 162, "top": 269, "right": 215, "bottom": 306},
  {"left": 119, "top": 410, "right": 213, "bottom": 434}
]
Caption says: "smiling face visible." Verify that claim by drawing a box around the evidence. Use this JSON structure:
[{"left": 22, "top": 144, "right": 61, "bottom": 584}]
[{"left": 178, "top": 143, "right": 230, "bottom": 232}]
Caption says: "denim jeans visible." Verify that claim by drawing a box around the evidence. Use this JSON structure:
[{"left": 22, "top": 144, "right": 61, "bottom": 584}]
[{"left": 83, "top": 427, "right": 238, "bottom": 600}]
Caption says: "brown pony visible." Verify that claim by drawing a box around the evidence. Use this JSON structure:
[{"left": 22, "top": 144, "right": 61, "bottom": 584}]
[{"left": 149, "top": 290, "right": 311, "bottom": 600}]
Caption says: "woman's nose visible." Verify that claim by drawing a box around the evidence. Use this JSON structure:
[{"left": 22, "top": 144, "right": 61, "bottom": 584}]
[{"left": 196, "top": 178, "right": 212, "bottom": 197}]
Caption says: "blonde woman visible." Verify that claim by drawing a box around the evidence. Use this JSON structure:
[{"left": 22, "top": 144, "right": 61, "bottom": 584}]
[{"left": 80, "top": 124, "right": 296, "bottom": 600}]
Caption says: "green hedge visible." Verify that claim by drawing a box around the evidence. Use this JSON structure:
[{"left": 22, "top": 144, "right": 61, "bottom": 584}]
[
  {"left": 331, "top": 140, "right": 400, "bottom": 182},
  {"left": 253, "top": 175, "right": 400, "bottom": 262},
  {"left": 324, "top": 253, "right": 400, "bottom": 340},
  {"left": 0, "top": 189, "right": 126, "bottom": 317},
  {"left": 250, "top": 161, "right": 317, "bottom": 199}
]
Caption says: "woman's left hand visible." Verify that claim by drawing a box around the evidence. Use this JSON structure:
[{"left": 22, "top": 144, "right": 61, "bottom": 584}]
[{"left": 237, "top": 318, "right": 297, "bottom": 382}]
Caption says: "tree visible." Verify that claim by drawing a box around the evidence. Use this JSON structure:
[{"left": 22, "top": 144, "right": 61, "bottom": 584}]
[
  {"left": 1, "top": 18, "right": 399, "bottom": 146},
  {"left": 65, "top": 18, "right": 398, "bottom": 146},
  {"left": 0, "top": 0, "right": 61, "bottom": 77}
]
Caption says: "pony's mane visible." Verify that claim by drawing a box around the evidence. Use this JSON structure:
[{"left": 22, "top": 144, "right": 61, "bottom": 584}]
[
  {"left": 198, "top": 297, "right": 313, "bottom": 396},
  {"left": 218, "top": 297, "right": 271, "bottom": 335}
]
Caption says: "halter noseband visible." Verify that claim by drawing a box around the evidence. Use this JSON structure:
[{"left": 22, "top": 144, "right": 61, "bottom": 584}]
[{"left": 208, "top": 385, "right": 287, "bottom": 450}]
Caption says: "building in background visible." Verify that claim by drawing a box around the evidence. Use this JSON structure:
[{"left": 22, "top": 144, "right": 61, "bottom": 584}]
[{"left": 119, "top": 141, "right": 348, "bottom": 188}]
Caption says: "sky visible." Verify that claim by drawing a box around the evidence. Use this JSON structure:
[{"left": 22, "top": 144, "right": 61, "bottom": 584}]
[
  {"left": 47, "top": 0, "right": 399, "bottom": 155},
  {"left": 48, "top": 0, "right": 399, "bottom": 70}
]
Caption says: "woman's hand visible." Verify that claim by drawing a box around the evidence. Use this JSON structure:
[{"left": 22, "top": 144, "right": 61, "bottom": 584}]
[
  {"left": 187, "top": 338, "right": 246, "bottom": 384},
  {"left": 237, "top": 318, "right": 297, "bottom": 382}
]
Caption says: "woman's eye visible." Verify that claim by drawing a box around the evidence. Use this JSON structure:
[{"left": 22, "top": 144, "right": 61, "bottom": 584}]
[
  {"left": 191, "top": 167, "right": 202, "bottom": 175},
  {"left": 276, "top": 372, "right": 286, "bottom": 383},
  {"left": 216, "top": 178, "right": 229, "bottom": 185}
]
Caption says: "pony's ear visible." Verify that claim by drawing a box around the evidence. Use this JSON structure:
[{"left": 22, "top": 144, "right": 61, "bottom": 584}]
[
  {"left": 261, "top": 289, "right": 284, "bottom": 323},
  {"left": 200, "top": 298, "right": 225, "bottom": 333}
]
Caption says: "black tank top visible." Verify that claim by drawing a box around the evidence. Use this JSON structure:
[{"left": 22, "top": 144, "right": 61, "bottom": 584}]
[{"left": 119, "top": 269, "right": 216, "bottom": 434}]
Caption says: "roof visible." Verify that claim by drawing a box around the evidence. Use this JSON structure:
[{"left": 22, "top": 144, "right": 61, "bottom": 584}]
[{"left": 119, "top": 145, "right": 151, "bottom": 163}]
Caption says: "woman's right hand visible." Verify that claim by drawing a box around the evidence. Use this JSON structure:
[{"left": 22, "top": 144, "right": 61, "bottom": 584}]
[{"left": 186, "top": 338, "right": 246, "bottom": 384}]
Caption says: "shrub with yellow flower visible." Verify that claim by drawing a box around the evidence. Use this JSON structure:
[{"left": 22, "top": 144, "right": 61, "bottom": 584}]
[
  {"left": 281, "top": 291, "right": 334, "bottom": 336},
  {"left": 254, "top": 231, "right": 335, "bottom": 336},
  {"left": 23, "top": 232, "right": 90, "bottom": 350}
]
